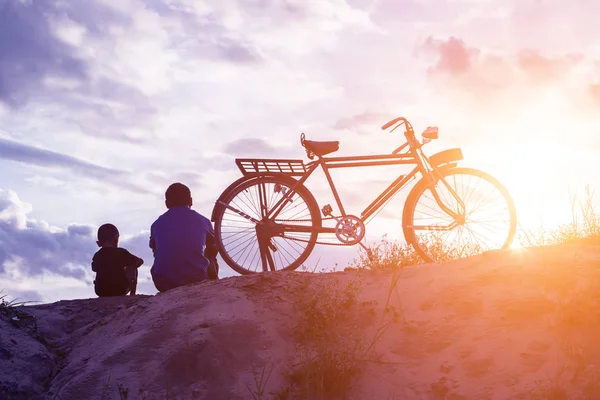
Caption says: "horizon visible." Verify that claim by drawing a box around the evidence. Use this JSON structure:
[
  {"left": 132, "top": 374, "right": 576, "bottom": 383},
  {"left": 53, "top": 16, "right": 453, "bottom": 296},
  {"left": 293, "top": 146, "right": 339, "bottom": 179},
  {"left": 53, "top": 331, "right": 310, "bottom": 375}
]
[{"left": 1, "top": 0, "right": 599, "bottom": 303}]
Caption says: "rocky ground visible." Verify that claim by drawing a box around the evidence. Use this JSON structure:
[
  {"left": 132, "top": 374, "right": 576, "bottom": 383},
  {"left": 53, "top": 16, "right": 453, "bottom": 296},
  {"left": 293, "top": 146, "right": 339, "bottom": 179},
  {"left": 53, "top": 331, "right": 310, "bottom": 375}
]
[{"left": 2, "top": 243, "right": 600, "bottom": 399}]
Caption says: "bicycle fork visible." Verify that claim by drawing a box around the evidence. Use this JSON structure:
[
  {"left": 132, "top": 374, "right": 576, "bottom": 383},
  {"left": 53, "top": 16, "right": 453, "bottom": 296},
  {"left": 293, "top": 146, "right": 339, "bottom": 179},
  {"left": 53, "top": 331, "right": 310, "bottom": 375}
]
[{"left": 427, "top": 169, "right": 466, "bottom": 227}]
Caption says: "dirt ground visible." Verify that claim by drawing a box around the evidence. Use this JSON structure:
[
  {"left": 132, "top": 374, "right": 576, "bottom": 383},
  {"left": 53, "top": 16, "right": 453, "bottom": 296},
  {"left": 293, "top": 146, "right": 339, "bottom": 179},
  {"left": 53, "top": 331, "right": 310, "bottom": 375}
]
[{"left": 2, "top": 243, "right": 600, "bottom": 399}]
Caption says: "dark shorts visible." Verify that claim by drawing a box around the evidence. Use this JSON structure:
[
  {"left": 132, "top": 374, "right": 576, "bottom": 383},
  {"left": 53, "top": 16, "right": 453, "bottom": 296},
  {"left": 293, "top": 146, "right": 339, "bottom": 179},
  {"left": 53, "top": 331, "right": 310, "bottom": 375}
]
[
  {"left": 95, "top": 267, "right": 138, "bottom": 297},
  {"left": 95, "top": 283, "right": 129, "bottom": 297}
]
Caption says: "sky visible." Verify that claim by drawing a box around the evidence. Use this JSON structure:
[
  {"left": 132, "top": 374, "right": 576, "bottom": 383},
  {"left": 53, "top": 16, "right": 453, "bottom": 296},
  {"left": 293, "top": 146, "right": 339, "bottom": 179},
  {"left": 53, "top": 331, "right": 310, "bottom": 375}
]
[{"left": 1, "top": 0, "right": 600, "bottom": 303}]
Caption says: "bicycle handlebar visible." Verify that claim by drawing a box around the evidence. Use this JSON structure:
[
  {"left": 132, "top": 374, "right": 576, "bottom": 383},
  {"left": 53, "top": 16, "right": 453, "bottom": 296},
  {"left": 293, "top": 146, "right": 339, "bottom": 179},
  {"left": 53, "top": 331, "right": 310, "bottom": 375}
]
[
  {"left": 382, "top": 116, "right": 415, "bottom": 134},
  {"left": 382, "top": 116, "right": 418, "bottom": 144},
  {"left": 381, "top": 117, "right": 405, "bottom": 130}
]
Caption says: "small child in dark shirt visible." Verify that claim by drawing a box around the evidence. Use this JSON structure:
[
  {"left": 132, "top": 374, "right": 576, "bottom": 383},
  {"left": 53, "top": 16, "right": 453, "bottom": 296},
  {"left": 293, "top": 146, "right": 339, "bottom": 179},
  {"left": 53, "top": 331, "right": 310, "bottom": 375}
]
[{"left": 92, "top": 223, "right": 144, "bottom": 297}]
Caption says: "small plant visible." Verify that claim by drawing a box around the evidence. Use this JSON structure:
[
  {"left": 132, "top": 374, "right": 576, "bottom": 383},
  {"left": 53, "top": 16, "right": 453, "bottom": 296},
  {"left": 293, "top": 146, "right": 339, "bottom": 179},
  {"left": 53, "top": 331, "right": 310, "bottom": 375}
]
[
  {"left": 117, "top": 383, "right": 129, "bottom": 400},
  {"left": 520, "top": 185, "right": 600, "bottom": 247},
  {"left": 351, "top": 234, "right": 425, "bottom": 270},
  {"left": 247, "top": 364, "right": 274, "bottom": 400},
  {"left": 100, "top": 375, "right": 111, "bottom": 400},
  {"left": 0, "top": 290, "right": 31, "bottom": 309},
  {"left": 528, "top": 379, "right": 569, "bottom": 400},
  {"left": 350, "top": 232, "right": 483, "bottom": 271}
]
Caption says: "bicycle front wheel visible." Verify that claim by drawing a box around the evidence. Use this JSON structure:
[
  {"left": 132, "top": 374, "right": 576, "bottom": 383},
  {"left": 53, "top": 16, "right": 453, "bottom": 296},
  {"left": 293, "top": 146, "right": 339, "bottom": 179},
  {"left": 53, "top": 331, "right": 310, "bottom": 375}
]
[
  {"left": 403, "top": 167, "right": 517, "bottom": 263},
  {"left": 213, "top": 175, "right": 321, "bottom": 274}
]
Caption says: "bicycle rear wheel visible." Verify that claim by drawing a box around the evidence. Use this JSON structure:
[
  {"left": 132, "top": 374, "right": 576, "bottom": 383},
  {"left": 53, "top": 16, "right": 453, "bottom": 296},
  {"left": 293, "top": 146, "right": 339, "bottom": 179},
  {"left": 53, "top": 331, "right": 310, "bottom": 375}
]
[
  {"left": 403, "top": 167, "right": 517, "bottom": 262},
  {"left": 213, "top": 175, "right": 321, "bottom": 274}
]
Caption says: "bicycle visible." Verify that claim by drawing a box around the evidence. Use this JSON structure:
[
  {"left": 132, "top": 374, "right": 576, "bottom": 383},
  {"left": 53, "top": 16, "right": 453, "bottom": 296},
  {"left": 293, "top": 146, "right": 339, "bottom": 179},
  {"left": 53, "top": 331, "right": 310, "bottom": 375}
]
[{"left": 211, "top": 116, "right": 517, "bottom": 274}]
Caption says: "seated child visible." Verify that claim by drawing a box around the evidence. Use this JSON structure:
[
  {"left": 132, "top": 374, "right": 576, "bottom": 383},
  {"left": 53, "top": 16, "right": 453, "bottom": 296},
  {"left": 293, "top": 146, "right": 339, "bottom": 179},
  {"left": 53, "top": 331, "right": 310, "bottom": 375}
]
[{"left": 92, "top": 223, "right": 144, "bottom": 297}]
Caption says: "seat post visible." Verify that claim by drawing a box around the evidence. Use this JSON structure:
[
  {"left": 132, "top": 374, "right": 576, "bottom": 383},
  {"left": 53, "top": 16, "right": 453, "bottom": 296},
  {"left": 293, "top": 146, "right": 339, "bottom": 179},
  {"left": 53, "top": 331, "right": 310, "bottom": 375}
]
[{"left": 320, "top": 160, "right": 346, "bottom": 217}]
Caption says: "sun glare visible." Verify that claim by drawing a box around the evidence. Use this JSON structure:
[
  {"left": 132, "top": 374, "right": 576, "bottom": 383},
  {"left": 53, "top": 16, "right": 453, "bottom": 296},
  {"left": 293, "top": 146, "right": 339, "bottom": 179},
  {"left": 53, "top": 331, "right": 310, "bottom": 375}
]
[{"left": 467, "top": 92, "right": 590, "bottom": 232}]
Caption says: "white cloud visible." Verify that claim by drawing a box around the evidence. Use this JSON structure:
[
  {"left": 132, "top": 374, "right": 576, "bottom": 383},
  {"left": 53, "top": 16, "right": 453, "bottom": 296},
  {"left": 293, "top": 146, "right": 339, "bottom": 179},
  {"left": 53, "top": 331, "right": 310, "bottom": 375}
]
[
  {"left": 50, "top": 17, "right": 87, "bottom": 47},
  {"left": 0, "top": 191, "right": 31, "bottom": 230}
]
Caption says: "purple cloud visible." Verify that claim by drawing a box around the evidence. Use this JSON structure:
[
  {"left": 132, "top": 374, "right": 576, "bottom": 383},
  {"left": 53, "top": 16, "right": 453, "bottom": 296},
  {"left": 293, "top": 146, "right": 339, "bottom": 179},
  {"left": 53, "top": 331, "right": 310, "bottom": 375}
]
[
  {"left": 0, "top": 190, "right": 95, "bottom": 278},
  {"left": 0, "top": 1, "right": 156, "bottom": 142},
  {"left": 137, "top": 3, "right": 263, "bottom": 64},
  {"left": 0, "top": 0, "right": 87, "bottom": 107},
  {"left": 0, "top": 137, "right": 151, "bottom": 194}
]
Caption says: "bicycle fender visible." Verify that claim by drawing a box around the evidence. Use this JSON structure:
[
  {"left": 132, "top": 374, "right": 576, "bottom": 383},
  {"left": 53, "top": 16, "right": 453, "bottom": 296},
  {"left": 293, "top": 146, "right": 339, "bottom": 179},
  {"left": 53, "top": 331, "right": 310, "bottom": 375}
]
[{"left": 428, "top": 148, "right": 463, "bottom": 168}]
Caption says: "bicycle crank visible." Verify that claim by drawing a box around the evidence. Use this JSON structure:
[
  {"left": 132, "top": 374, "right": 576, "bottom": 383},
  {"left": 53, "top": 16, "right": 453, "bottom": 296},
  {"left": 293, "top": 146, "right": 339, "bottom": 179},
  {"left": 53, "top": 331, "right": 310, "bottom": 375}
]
[{"left": 334, "top": 215, "right": 366, "bottom": 246}]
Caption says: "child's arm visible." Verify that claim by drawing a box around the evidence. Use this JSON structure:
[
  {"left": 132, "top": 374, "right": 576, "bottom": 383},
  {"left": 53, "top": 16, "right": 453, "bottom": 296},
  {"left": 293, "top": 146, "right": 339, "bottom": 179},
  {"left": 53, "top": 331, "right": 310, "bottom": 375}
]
[
  {"left": 91, "top": 254, "right": 99, "bottom": 272},
  {"left": 123, "top": 249, "right": 144, "bottom": 268},
  {"left": 149, "top": 235, "right": 156, "bottom": 253}
]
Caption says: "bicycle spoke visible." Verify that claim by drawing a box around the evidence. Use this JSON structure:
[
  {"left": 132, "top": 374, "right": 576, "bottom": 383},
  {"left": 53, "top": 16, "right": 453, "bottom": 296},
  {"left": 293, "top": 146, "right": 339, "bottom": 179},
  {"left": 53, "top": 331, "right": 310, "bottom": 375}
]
[
  {"left": 216, "top": 176, "right": 319, "bottom": 273},
  {"left": 236, "top": 193, "right": 261, "bottom": 220},
  {"left": 408, "top": 169, "right": 515, "bottom": 262},
  {"left": 228, "top": 233, "right": 260, "bottom": 258},
  {"left": 223, "top": 230, "right": 256, "bottom": 248},
  {"left": 238, "top": 238, "right": 257, "bottom": 268},
  {"left": 248, "top": 245, "right": 261, "bottom": 272}
]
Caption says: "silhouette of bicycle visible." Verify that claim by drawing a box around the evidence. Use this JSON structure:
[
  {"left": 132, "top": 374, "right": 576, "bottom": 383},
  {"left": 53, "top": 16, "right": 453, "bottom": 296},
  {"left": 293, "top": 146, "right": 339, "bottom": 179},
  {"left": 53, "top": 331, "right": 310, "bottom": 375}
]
[{"left": 212, "top": 116, "right": 517, "bottom": 274}]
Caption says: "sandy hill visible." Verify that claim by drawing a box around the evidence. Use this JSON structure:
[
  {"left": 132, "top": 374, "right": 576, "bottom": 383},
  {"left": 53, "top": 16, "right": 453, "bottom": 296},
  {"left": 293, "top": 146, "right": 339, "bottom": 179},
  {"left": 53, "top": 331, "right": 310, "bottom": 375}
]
[{"left": 2, "top": 243, "right": 600, "bottom": 400}]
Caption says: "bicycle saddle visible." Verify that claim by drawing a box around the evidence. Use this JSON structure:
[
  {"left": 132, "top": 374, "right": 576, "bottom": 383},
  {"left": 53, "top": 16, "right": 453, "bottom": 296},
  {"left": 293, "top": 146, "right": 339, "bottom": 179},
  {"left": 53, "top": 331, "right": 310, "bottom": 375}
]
[{"left": 300, "top": 133, "right": 339, "bottom": 158}]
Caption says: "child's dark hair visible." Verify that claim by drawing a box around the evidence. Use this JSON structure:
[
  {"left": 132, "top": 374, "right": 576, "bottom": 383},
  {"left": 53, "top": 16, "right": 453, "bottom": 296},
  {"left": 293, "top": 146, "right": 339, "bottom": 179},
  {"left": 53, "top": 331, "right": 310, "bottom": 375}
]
[
  {"left": 97, "top": 223, "right": 119, "bottom": 243},
  {"left": 165, "top": 182, "right": 191, "bottom": 208}
]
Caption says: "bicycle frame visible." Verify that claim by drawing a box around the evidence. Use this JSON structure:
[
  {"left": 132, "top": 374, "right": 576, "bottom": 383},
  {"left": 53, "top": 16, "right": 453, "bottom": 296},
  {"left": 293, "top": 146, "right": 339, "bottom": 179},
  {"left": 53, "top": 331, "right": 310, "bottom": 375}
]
[
  {"left": 212, "top": 117, "right": 486, "bottom": 273},
  {"left": 214, "top": 115, "right": 468, "bottom": 241},
  {"left": 258, "top": 142, "right": 465, "bottom": 236},
  {"left": 267, "top": 152, "right": 417, "bottom": 224},
  {"left": 213, "top": 116, "right": 518, "bottom": 274}
]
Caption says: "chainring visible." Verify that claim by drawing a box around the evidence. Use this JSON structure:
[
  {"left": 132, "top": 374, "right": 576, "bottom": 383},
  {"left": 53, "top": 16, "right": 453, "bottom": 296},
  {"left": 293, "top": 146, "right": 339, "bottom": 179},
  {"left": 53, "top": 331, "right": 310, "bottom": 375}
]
[{"left": 334, "top": 215, "right": 365, "bottom": 245}]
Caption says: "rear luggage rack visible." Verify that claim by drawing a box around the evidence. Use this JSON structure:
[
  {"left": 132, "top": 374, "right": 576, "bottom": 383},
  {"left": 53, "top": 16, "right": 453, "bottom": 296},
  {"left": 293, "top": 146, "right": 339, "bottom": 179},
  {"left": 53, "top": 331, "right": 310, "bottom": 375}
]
[{"left": 236, "top": 158, "right": 307, "bottom": 176}]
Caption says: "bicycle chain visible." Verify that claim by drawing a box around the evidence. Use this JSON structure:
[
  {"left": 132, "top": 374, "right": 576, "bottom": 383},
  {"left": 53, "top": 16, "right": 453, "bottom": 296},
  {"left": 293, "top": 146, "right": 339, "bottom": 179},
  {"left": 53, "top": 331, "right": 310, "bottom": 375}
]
[
  {"left": 273, "top": 216, "right": 360, "bottom": 247},
  {"left": 284, "top": 235, "right": 355, "bottom": 246}
]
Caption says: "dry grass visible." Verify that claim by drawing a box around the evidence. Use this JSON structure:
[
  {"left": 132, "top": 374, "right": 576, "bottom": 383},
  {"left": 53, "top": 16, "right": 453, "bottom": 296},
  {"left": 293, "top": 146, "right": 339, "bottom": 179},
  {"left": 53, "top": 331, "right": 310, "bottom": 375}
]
[
  {"left": 520, "top": 185, "right": 600, "bottom": 247},
  {"left": 353, "top": 186, "right": 600, "bottom": 272},
  {"left": 350, "top": 232, "right": 481, "bottom": 271},
  {"left": 0, "top": 290, "right": 33, "bottom": 308},
  {"left": 350, "top": 234, "right": 426, "bottom": 270}
]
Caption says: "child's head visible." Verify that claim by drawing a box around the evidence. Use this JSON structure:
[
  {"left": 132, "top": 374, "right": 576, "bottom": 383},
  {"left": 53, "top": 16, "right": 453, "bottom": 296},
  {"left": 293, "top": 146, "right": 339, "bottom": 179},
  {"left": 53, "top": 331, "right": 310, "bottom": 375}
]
[
  {"left": 165, "top": 182, "right": 192, "bottom": 209},
  {"left": 97, "top": 223, "right": 119, "bottom": 248}
]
